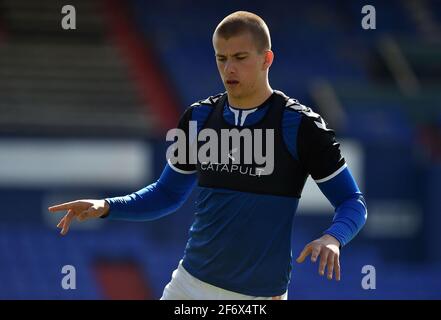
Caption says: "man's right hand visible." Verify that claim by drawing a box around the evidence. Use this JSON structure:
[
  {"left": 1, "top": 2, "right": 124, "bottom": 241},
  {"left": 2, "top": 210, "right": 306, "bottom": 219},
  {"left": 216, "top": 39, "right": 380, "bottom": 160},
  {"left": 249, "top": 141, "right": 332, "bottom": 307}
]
[{"left": 48, "top": 199, "right": 110, "bottom": 236}]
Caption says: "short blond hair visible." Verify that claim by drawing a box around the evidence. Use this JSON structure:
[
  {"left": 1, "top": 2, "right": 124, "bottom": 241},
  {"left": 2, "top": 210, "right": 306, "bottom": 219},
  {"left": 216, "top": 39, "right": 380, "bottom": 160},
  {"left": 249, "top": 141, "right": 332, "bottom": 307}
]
[{"left": 213, "top": 11, "right": 271, "bottom": 53}]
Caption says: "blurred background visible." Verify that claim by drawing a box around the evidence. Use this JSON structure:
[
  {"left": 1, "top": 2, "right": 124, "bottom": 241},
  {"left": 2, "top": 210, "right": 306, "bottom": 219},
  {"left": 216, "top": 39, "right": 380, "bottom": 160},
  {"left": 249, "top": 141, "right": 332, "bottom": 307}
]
[{"left": 0, "top": 0, "right": 440, "bottom": 299}]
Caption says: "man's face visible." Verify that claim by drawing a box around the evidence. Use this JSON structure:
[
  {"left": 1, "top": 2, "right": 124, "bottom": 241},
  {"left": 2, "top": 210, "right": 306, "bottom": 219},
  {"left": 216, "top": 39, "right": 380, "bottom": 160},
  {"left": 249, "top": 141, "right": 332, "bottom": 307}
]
[{"left": 213, "top": 32, "right": 270, "bottom": 101}]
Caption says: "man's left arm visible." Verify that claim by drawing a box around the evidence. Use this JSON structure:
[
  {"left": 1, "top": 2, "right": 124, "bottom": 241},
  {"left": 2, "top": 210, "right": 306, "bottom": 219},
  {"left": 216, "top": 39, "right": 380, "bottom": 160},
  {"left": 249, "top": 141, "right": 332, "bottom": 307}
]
[
  {"left": 296, "top": 165, "right": 367, "bottom": 280},
  {"left": 294, "top": 112, "right": 367, "bottom": 281}
]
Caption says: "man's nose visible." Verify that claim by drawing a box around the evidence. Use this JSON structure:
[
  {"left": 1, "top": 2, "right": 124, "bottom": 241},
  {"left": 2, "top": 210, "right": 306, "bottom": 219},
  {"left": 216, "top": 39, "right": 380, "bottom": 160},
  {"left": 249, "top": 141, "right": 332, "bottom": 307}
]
[{"left": 224, "top": 61, "right": 236, "bottom": 74}]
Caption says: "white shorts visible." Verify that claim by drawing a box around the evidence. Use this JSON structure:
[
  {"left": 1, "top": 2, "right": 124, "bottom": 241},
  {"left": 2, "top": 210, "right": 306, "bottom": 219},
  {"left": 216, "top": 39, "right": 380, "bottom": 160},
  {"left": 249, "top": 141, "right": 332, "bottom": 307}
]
[{"left": 160, "top": 260, "right": 288, "bottom": 300}]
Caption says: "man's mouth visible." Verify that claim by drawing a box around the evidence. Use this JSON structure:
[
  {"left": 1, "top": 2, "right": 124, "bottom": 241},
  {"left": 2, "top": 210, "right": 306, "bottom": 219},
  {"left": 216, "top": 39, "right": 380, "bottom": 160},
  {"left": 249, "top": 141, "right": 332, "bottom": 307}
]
[{"left": 226, "top": 80, "right": 239, "bottom": 85}]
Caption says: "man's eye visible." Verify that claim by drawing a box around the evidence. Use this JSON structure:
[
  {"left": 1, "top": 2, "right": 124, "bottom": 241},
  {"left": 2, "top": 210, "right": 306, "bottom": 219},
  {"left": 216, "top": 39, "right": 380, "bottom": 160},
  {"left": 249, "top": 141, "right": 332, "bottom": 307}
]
[
  {"left": 237, "top": 56, "right": 246, "bottom": 60},
  {"left": 217, "top": 58, "right": 226, "bottom": 62}
]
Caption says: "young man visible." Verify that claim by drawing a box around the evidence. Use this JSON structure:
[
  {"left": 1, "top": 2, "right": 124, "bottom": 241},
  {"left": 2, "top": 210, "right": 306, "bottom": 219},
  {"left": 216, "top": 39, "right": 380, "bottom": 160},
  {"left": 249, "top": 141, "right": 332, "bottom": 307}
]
[{"left": 49, "top": 11, "right": 367, "bottom": 300}]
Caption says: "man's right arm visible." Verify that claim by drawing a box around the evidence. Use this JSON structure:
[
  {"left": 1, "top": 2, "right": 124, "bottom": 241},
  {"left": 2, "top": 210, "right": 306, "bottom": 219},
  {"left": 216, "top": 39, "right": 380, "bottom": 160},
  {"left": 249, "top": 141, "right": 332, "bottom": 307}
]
[
  {"left": 49, "top": 104, "right": 204, "bottom": 232},
  {"left": 103, "top": 163, "right": 197, "bottom": 221}
]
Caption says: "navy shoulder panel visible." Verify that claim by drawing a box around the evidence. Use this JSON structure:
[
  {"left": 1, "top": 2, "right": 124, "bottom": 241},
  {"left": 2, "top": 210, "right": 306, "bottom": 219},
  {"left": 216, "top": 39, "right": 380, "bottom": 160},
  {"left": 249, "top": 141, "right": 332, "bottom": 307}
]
[
  {"left": 191, "top": 92, "right": 226, "bottom": 107},
  {"left": 188, "top": 92, "right": 226, "bottom": 132}
]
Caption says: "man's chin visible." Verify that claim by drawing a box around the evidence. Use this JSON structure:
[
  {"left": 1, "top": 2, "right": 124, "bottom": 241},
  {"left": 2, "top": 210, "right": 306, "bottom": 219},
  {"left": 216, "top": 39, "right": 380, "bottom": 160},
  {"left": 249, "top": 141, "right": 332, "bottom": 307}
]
[{"left": 225, "top": 88, "right": 242, "bottom": 98}]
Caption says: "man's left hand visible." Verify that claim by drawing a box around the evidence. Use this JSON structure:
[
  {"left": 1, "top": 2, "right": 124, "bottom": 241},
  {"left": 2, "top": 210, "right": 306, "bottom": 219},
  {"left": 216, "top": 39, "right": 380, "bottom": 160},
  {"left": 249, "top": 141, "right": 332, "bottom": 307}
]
[{"left": 296, "top": 234, "right": 341, "bottom": 281}]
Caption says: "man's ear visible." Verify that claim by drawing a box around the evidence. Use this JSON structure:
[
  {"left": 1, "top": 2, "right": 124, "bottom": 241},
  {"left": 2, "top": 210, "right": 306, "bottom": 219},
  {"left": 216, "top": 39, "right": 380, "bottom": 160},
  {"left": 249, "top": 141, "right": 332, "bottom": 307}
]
[{"left": 263, "top": 50, "right": 274, "bottom": 70}]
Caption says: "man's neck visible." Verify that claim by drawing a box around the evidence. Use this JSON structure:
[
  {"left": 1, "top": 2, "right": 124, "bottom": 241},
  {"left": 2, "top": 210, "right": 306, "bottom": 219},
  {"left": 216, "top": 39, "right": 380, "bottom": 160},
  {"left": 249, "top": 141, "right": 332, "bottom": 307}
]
[{"left": 227, "top": 86, "right": 274, "bottom": 110}]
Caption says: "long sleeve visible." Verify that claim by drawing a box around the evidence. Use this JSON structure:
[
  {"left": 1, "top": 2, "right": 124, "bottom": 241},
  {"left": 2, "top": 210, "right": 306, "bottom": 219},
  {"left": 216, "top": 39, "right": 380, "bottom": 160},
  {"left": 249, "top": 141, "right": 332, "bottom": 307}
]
[
  {"left": 317, "top": 166, "right": 368, "bottom": 247},
  {"left": 104, "top": 163, "right": 197, "bottom": 221}
]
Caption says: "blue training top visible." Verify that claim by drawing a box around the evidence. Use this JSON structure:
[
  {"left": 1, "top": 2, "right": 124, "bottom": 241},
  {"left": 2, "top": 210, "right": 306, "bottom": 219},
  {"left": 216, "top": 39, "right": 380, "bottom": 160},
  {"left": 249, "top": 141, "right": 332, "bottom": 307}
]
[{"left": 105, "top": 90, "right": 367, "bottom": 297}]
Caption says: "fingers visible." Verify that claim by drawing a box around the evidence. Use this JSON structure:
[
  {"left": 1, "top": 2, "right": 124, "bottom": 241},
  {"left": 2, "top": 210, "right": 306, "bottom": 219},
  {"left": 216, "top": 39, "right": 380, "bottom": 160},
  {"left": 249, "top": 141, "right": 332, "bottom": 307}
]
[
  {"left": 320, "top": 251, "right": 340, "bottom": 281},
  {"left": 327, "top": 254, "right": 334, "bottom": 280},
  {"left": 52, "top": 200, "right": 98, "bottom": 236},
  {"left": 60, "top": 209, "right": 76, "bottom": 236},
  {"left": 296, "top": 244, "right": 323, "bottom": 264},
  {"left": 311, "top": 247, "right": 321, "bottom": 263},
  {"left": 297, "top": 240, "right": 341, "bottom": 281},
  {"left": 296, "top": 245, "right": 312, "bottom": 263},
  {"left": 57, "top": 216, "right": 65, "bottom": 229},
  {"left": 318, "top": 250, "right": 329, "bottom": 276},
  {"left": 334, "top": 255, "right": 341, "bottom": 281},
  {"left": 48, "top": 201, "right": 78, "bottom": 213}
]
